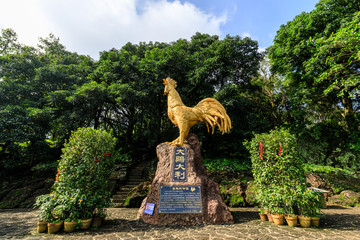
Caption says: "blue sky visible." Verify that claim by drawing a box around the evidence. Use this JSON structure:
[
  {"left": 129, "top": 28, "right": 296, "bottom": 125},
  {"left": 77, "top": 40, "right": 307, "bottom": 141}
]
[
  {"left": 184, "top": 0, "right": 317, "bottom": 49},
  {"left": 0, "top": 0, "right": 317, "bottom": 59}
]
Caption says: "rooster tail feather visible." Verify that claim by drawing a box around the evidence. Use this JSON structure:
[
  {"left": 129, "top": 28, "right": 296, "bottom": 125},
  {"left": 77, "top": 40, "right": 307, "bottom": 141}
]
[{"left": 195, "top": 98, "right": 231, "bottom": 134}]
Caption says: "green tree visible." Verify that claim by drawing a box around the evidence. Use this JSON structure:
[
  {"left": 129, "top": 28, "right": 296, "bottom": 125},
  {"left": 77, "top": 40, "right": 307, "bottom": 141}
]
[
  {"left": 1, "top": 29, "right": 264, "bottom": 175},
  {"left": 268, "top": 0, "right": 360, "bottom": 170},
  {"left": 0, "top": 28, "right": 20, "bottom": 55},
  {"left": 93, "top": 33, "right": 263, "bottom": 160},
  {"left": 268, "top": 0, "right": 360, "bottom": 126},
  {"left": 0, "top": 30, "right": 95, "bottom": 175}
]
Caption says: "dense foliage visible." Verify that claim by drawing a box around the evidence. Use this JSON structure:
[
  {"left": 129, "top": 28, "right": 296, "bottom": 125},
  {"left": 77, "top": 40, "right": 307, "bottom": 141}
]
[
  {"left": 0, "top": 30, "right": 263, "bottom": 176},
  {"left": 1, "top": 0, "right": 359, "bottom": 177},
  {"left": 246, "top": 129, "right": 322, "bottom": 216},
  {"left": 34, "top": 127, "right": 116, "bottom": 222},
  {"left": 268, "top": 0, "right": 360, "bottom": 171}
]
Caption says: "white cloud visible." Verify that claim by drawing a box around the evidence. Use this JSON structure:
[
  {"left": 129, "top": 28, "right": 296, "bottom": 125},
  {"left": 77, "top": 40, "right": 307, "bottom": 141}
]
[
  {"left": 0, "top": 0, "right": 226, "bottom": 59},
  {"left": 258, "top": 47, "right": 266, "bottom": 53},
  {"left": 241, "top": 32, "right": 251, "bottom": 38}
]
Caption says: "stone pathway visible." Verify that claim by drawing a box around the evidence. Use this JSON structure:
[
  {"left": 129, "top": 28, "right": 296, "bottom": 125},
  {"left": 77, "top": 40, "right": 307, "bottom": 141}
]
[{"left": 0, "top": 205, "right": 359, "bottom": 239}]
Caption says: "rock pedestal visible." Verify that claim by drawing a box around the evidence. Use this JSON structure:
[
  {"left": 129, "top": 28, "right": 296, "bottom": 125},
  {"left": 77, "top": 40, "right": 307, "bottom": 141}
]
[{"left": 137, "top": 134, "right": 234, "bottom": 225}]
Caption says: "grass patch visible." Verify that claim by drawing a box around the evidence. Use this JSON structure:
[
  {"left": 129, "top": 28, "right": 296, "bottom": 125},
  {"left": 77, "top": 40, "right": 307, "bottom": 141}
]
[
  {"left": 203, "top": 158, "right": 251, "bottom": 172},
  {"left": 303, "top": 163, "right": 354, "bottom": 175}
]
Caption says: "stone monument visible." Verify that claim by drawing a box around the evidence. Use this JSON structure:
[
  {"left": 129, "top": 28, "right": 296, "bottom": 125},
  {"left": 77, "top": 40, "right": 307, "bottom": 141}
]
[
  {"left": 137, "top": 77, "right": 233, "bottom": 225},
  {"left": 137, "top": 134, "right": 234, "bottom": 225}
]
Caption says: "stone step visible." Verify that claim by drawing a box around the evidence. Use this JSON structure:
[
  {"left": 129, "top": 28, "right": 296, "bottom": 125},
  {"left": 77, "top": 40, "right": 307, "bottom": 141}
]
[
  {"left": 116, "top": 189, "right": 130, "bottom": 193},
  {"left": 115, "top": 196, "right": 127, "bottom": 200},
  {"left": 113, "top": 203, "right": 123, "bottom": 207},
  {"left": 119, "top": 186, "right": 135, "bottom": 191},
  {"left": 127, "top": 181, "right": 143, "bottom": 185},
  {"left": 125, "top": 184, "right": 141, "bottom": 188},
  {"left": 112, "top": 195, "right": 127, "bottom": 201},
  {"left": 116, "top": 192, "right": 130, "bottom": 196},
  {"left": 128, "top": 175, "right": 142, "bottom": 179},
  {"left": 128, "top": 180, "right": 142, "bottom": 183}
]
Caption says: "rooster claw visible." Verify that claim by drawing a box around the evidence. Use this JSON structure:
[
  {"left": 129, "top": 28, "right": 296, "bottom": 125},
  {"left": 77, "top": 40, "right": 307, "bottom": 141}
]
[{"left": 165, "top": 140, "right": 188, "bottom": 146}]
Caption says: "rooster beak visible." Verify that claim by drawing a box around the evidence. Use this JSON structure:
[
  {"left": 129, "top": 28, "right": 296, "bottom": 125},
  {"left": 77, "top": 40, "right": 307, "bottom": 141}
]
[{"left": 163, "top": 79, "right": 167, "bottom": 85}]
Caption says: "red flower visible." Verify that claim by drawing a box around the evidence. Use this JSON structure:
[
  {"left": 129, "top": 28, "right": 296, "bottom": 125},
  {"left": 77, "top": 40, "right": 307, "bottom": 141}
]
[
  {"left": 278, "top": 142, "right": 282, "bottom": 156},
  {"left": 96, "top": 158, "right": 100, "bottom": 162},
  {"left": 103, "top": 152, "right": 109, "bottom": 157},
  {"left": 259, "top": 141, "right": 263, "bottom": 160},
  {"left": 55, "top": 169, "right": 60, "bottom": 182}
]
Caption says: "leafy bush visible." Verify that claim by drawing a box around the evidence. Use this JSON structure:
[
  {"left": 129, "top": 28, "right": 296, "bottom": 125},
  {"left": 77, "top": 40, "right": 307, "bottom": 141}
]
[
  {"left": 303, "top": 163, "right": 353, "bottom": 175},
  {"left": 34, "top": 127, "right": 116, "bottom": 222},
  {"left": 203, "top": 158, "right": 251, "bottom": 173},
  {"left": 245, "top": 128, "right": 321, "bottom": 216}
]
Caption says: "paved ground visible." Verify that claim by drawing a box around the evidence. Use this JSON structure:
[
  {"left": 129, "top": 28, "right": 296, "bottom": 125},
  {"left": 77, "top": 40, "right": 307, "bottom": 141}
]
[{"left": 0, "top": 205, "right": 359, "bottom": 240}]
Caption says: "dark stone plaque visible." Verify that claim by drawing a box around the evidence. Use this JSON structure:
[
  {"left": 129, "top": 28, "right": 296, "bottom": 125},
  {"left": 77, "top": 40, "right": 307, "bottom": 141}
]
[
  {"left": 172, "top": 147, "right": 187, "bottom": 182},
  {"left": 159, "top": 186, "right": 202, "bottom": 214}
]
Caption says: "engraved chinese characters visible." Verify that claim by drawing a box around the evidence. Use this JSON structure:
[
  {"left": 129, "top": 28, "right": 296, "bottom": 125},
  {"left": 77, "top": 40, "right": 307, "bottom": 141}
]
[
  {"left": 137, "top": 134, "right": 234, "bottom": 225},
  {"left": 173, "top": 147, "right": 187, "bottom": 182}
]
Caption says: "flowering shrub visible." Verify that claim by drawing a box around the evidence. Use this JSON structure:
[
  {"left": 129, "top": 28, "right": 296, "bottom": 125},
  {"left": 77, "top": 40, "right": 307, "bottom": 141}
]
[
  {"left": 245, "top": 128, "right": 321, "bottom": 216},
  {"left": 35, "top": 127, "right": 116, "bottom": 221}
]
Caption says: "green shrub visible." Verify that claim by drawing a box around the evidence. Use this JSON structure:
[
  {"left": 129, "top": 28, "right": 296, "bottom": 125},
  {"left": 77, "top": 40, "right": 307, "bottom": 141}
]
[
  {"left": 303, "top": 163, "right": 353, "bottom": 175},
  {"left": 245, "top": 128, "right": 321, "bottom": 216},
  {"left": 35, "top": 127, "right": 117, "bottom": 221},
  {"left": 203, "top": 158, "right": 251, "bottom": 173}
]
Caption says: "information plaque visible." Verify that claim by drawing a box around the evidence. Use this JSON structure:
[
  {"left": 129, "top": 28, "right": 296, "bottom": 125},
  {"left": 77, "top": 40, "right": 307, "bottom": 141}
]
[
  {"left": 172, "top": 147, "right": 187, "bottom": 182},
  {"left": 158, "top": 185, "right": 202, "bottom": 214},
  {"left": 144, "top": 202, "right": 155, "bottom": 215}
]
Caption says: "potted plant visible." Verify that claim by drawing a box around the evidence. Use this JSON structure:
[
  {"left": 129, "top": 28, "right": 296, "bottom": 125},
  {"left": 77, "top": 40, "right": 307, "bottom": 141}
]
[
  {"left": 92, "top": 208, "right": 108, "bottom": 227},
  {"left": 64, "top": 217, "right": 78, "bottom": 233},
  {"left": 34, "top": 194, "right": 58, "bottom": 233},
  {"left": 47, "top": 218, "right": 63, "bottom": 234},
  {"left": 270, "top": 205, "right": 285, "bottom": 226},
  {"left": 283, "top": 186, "right": 299, "bottom": 227},
  {"left": 34, "top": 128, "right": 116, "bottom": 233},
  {"left": 78, "top": 208, "right": 94, "bottom": 230},
  {"left": 266, "top": 185, "right": 286, "bottom": 225},
  {"left": 258, "top": 208, "right": 268, "bottom": 221},
  {"left": 297, "top": 189, "right": 314, "bottom": 228},
  {"left": 36, "top": 220, "right": 48, "bottom": 233},
  {"left": 63, "top": 210, "right": 79, "bottom": 233},
  {"left": 307, "top": 191, "right": 322, "bottom": 227},
  {"left": 255, "top": 187, "right": 273, "bottom": 222},
  {"left": 245, "top": 129, "right": 306, "bottom": 226},
  {"left": 79, "top": 218, "right": 93, "bottom": 230}
]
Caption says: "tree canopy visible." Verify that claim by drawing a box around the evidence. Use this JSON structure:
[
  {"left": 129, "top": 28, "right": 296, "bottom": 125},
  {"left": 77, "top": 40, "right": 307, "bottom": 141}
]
[
  {"left": 1, "top": 0, "right": 360, "bottom": 176},
  {"left": 268, "top": 0, "right": 360, "bottom": 170},
  {"left": 0, "top": 31, "right": 265, "bottom": 175}
]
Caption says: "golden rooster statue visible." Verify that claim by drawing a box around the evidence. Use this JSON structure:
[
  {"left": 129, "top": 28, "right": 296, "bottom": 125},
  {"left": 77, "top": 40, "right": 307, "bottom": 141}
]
[{"left": 163, "top": 77, "right": 231, "bottom": 146}]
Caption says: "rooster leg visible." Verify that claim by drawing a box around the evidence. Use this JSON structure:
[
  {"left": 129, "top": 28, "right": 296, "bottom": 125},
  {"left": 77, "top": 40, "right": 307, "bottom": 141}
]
[{"left": 176, "top": 125, "right": 190, "bottom": 146}]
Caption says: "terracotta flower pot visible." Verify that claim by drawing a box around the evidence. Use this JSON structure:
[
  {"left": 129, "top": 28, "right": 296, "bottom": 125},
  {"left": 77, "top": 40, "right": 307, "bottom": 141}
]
[
  {"left": 266, "top": 213, "right": 273, "bottom": 222},
  {"left": 47, "top": 221, "right": 63, "bottom": 234},
  {"left": 271, "top": 214, "right": 284, "bottom": 225},
  {"left": 285, "top": 215, "right": 298, "bottom": 227},
  {"left": 259, "top": 213, "right": 268, "bottom": 221},
  {"left": 311, "top": 217, "right": 320, "bottom": 227},
  {"left": 298, "top": 216, "right": 311, "bottom": 228},
  {"left": 79, "top": 218, "right": 92, "bottom": 230},
  {"left": 64, "top": 221, "right": 77, "bottom": 232},
  {"left": 37, "top": 221, "right": 47, "bottom": 233},
  {"left": 92, "top": 217, "right": 104, "bottom": 227}
]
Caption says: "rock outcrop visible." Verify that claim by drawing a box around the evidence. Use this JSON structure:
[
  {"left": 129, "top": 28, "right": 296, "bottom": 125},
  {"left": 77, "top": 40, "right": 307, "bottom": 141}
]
[{"left": 137, "top": 134, "right": 234, "bottom": 225}]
